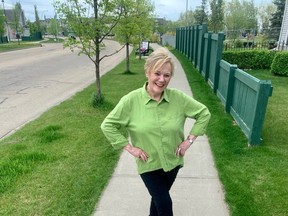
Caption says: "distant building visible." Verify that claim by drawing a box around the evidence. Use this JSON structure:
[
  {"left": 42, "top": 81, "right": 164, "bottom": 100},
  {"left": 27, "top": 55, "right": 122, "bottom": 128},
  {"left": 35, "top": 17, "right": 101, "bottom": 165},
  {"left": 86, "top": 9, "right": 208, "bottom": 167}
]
[
  {"left": 3, "top": 8, "right": 26, "bottom": 40},
  {"left": 278, "top": 0, "right": 288, "bottom": 50}
]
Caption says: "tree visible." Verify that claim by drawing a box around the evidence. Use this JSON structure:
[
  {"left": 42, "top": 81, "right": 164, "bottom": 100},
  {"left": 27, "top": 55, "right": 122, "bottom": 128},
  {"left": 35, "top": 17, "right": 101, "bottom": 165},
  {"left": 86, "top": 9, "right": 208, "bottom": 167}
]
[
  {"left": 34, "top": 5, "right": 41, "bottom": 32},
  {"left": 115, "top": 0, "right": 154, "bottom": 73},
  {"left": 209, "top": 0, "right": 224, "bottom": 32},
  {"left": 194, "top": 0, "right": 208, "bottom": 25},
  {"left": 11, "top": 2, "right": 23, "bottom": 44},
  {"left": 224, "top": 0, "right": 257, "bottom": 40},
  {"left": 242, "top": 0, "right": 258, "bottom": 30},
  {"left": 48, "top": 18, "right": 59, "bottom": 39},
  {"left": 258, "top": 3, "right": 276, "bottom": 31},
  {"left": 55, "top": 0, "right": 124, "bottom": 105},
  {"left": 178, "top": 9, "right": 195, "bottom": 26},
  {"left": 269, "top": 0, "right": 286, "bottom": 40},
  {"left": 0, "top": 9, "right": 5, "bottom": 36}
]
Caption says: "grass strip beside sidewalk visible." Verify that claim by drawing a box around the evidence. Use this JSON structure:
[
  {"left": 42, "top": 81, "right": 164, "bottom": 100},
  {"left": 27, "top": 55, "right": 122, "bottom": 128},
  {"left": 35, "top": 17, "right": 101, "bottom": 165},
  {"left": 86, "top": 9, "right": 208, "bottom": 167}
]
[
  {"left": 0, "top": 41, "right": 42, "bottom": 52},
  {"left": 0, "top": 54, "right": 146, "bottom": 215},
  {"left": 172, "top": 49, "right": 288, "bottom": 216}
]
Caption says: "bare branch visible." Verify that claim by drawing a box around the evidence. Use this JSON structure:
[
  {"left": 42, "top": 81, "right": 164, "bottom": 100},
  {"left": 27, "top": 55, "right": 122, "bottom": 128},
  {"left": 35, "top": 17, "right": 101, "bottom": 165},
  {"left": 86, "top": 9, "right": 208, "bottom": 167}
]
[{"left": 99, "top": 43, "right": 126, "bottom": 62}]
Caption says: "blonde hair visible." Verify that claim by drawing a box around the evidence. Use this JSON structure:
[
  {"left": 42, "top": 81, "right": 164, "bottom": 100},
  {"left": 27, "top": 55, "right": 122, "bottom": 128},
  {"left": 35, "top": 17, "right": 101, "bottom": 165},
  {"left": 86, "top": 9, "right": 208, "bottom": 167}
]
[{"left": 144, "top": 47, "right": 175, "bottom": 76}]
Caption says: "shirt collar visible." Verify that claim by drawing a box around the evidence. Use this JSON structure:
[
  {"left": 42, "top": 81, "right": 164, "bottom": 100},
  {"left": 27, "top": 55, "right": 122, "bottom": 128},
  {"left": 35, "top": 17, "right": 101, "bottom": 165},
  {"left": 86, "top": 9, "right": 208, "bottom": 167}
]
[{"left": 141, "top": 82, "right": 170, "bottom": 105}]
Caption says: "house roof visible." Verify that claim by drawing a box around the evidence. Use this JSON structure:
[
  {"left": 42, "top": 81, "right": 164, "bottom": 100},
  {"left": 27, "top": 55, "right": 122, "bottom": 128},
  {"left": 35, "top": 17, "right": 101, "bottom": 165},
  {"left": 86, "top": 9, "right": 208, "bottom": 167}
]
[{"left": 3, "top": 9, "right": 26, "bottom": 26}]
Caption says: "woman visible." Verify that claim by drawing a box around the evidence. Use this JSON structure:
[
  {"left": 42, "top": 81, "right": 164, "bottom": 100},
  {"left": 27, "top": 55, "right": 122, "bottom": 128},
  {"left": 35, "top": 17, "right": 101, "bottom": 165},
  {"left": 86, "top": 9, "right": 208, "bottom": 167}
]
[{"left": 101, "top": 47, "right": 211, "bottom": 216}]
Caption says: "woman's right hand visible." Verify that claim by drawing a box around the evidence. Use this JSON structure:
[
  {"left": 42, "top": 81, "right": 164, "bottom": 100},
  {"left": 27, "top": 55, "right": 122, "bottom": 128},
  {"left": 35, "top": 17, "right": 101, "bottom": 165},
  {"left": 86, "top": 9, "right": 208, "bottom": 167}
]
[{"left": 124, "top": 144, "right": 149, "bottom": 162}]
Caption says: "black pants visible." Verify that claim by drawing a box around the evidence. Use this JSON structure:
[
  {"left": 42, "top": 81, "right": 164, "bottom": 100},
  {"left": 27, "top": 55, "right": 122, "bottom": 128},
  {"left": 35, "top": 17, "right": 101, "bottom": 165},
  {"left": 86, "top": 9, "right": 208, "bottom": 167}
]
[{"left": 140, "top": 166, "right": 180, "bottom": 216}]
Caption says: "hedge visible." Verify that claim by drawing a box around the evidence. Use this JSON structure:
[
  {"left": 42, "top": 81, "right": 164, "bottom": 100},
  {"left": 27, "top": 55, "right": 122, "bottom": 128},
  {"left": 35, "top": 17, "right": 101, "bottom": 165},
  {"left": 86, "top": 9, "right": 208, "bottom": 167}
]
[
  {"left": 222, "top": 50, "right": 276, "bottom": 70},
  {"left": 271, "top": 52, "right": 288, "bottom": 76}
]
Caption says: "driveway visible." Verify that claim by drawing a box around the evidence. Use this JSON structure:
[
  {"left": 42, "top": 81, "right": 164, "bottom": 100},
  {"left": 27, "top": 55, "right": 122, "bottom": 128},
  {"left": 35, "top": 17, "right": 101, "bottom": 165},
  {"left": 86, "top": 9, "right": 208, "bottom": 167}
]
[{"left": 0, "top": 40, "right": 128, "bottom": 139}]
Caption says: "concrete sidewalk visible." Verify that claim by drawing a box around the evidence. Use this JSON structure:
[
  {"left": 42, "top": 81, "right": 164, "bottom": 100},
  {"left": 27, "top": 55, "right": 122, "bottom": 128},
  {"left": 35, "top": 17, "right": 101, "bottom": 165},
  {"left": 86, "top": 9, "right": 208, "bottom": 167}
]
[{"left": 93, "top": 44, "right": 229, "bottom": 216}]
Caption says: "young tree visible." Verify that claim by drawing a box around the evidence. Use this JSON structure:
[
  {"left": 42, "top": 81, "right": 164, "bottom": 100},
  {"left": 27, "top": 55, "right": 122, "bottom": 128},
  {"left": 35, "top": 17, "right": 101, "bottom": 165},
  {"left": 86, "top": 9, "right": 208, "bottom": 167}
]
[
  {"left": 34, "top": 5, "right": 41, "bottom": 32},
  {"left": 209, "top": 0, "right": 224, "bottom": 32},
  {"left": 48, "top": 18, "right": 59, "bottom": 39},
  {"left": 115, "top": 0, "right": 154, "bottom": 72},
  {"left": 55, "top": 0, "right": 124, "bottom": 104},
  {"left": 12, "top": 2, "right": 23, "bottom": 44}
]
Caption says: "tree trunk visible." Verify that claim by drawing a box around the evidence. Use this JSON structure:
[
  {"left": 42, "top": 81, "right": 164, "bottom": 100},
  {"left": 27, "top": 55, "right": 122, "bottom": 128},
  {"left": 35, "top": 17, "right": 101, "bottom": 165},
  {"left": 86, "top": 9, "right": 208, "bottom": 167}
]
[
  {"left": 125, "top": 42, "right": 130, "bottom": 72},
  {"left": 94, "top": 0, "right": 101, "bottom": 99}
]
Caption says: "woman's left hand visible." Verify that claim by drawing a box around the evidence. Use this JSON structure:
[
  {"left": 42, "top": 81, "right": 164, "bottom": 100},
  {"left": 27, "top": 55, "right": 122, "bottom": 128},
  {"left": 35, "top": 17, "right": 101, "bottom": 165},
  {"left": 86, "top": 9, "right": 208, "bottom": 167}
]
[{"left": 175, "top": 137, "right": 195, "bottom": 157}]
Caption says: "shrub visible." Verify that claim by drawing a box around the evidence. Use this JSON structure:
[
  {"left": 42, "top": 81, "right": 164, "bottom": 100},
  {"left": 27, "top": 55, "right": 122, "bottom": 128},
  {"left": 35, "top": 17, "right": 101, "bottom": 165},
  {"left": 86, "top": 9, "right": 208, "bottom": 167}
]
[
  {"left": 222, "top": 50, "right": 276, "bottom": 69},
  {"left": 270, "top": 52, "right": 288, "bottom": 76}
]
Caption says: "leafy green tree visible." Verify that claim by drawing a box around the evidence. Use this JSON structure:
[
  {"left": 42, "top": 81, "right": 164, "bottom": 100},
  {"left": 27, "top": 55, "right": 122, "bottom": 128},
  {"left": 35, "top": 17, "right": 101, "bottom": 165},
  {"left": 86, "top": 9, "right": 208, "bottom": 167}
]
[
  {"left": 269, "top": 0, "right": 286, "bottom": 40},
  {"left": 11, "top": 3, "right": 23, "bottom": 44},
  {"left": 209, "top": 0, "right": 224, "bottom": 32},
  {"left": 258, "top": 3, "right": 276, "bottom": 30},
  {"left": 0, "top": 9, "right": 5, "bottom": 36},
  {"left": 27, "top": 20, "right": 37, "bottom": 35},
  {"left": 194, "top": 0, "right": 208, "bottom": 25},
  {"left": 178, "top": 9, "right": 195, "bottom": 26},
  {"left": 242, "top": 0, "right": 258, "bottom": 30},
  {"left": 55, "top": 0, "right": 124, "bottom": 104},
  {"left": 115, "top": 0, "right": 154, "bottom": 72},
  {"left": 48, "top": 18, "right": 59, "bottom": 39},
  {"left": 224, "top": 0, "right": 257, "bottom": 40},
  {"left": 34, "top": 5, "right": 41, "bottom": 32}
]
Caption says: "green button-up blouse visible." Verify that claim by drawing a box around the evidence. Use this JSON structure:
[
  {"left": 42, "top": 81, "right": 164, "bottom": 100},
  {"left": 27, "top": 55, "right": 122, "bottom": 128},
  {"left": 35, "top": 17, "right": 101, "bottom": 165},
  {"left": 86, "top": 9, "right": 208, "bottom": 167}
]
[{"left": 101, "top": 83, "right": 211, "bottom": 174}]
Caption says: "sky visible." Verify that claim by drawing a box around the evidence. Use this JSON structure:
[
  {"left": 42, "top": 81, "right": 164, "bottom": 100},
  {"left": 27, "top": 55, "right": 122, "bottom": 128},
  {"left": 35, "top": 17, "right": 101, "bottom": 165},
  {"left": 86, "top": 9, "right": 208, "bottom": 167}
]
[{"left": 2, "top": 0, "right": 273, "bottom": 22}]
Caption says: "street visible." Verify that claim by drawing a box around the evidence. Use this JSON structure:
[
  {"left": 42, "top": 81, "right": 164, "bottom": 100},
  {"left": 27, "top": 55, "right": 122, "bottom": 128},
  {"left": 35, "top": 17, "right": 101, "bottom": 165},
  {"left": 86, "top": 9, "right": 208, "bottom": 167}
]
[{"left": 0, "top": 40, "right": 127, "bottom": 139}]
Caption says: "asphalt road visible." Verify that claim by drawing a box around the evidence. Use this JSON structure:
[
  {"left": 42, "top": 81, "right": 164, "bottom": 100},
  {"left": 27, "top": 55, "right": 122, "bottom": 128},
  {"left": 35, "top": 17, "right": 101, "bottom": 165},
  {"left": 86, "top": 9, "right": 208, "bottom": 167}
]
[{"left": 0, "top": 40, "right": 127, "bottom": 139}]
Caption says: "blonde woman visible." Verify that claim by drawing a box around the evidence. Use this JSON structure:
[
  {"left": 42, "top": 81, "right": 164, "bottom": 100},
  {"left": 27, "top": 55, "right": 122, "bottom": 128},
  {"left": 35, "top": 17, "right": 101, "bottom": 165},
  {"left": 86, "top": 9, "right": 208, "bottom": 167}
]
[{"left": 101, "top": 47, "right": 211, "bottom": 216}]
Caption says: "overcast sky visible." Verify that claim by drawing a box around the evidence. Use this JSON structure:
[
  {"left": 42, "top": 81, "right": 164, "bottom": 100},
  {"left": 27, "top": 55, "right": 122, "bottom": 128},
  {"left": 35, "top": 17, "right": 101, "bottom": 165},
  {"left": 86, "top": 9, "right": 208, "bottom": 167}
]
[{"left": 2, "top": 0, "right": 273, "bottom": 22}]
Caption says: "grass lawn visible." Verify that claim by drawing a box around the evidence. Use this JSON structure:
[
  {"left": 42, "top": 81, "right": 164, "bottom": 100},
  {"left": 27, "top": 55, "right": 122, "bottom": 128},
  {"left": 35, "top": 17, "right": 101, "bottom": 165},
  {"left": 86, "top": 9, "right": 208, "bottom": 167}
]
[
  {"left": 0, "top": 41, "right": 42, "bottom": 52},
  {"left": 171, "top": 49, "right": 288, "bottom": 216},
  {"left": 0, "top": 38, "right": 63, "bottom": 53},
  {"left": 0, "top": 53, "right": 146, "bottom": 215}
]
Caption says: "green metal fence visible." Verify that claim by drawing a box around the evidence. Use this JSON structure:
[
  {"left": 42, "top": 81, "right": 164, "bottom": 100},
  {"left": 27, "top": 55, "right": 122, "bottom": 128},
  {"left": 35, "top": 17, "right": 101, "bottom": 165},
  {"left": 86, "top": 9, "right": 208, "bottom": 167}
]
[
  {"left": 0, "top": 36, "right": 8, "bottom": 44},
  {"left": 176, "top": 24, "right": 273, "bottom": 145}
]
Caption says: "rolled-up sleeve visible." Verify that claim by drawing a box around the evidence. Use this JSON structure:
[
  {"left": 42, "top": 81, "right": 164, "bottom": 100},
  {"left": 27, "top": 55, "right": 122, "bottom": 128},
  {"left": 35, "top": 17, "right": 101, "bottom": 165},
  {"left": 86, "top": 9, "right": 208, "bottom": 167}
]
[
  {"left": 101, "top": 98, "right": 130, "bottom": 150},
  {"left": 183, "top": 94, "right": 211, "bottom": 136}
]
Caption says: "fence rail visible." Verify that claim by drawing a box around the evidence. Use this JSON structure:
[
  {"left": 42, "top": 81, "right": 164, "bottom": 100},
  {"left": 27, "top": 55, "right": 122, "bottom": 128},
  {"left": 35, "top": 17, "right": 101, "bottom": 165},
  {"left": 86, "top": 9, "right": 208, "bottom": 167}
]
[{"left": 176, "top": 24, "right": 273, "bottom": 145}]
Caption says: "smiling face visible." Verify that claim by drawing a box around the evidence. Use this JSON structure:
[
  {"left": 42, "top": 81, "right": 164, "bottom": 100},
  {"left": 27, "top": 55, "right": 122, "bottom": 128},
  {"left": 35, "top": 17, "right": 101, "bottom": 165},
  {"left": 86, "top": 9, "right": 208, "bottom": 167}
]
[{"left": 146, "top": 62, "right": 172, "bottom": 101}]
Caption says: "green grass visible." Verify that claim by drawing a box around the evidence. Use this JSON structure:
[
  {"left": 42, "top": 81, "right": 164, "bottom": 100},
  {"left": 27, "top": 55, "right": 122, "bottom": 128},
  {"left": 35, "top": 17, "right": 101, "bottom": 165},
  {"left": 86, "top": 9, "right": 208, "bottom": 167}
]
[
  {"left": 171, "top": 50, "right": 288, "bottom": 216},
  {"left": 0, "top": 41, "right": 42, "bottom": 52},
  {"left": 0, "top": 38, "right": 64, "bottom": 53},
  {"left": 0, "top": 54, "right": 146, "bottom": 215}
]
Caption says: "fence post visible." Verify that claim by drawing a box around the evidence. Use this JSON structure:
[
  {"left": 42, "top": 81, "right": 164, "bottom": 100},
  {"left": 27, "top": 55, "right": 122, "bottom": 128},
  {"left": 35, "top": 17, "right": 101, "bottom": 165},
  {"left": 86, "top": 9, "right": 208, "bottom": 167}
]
[
  {"left": 187, "top": 26, "right": 192, "bottom": 61},
  {"left": 189, "top": 25, "right": 194, "bottom": 63},
  {"left": 225, "top": 64, "right": 237, "bottom": 113},
  {"left": 249, "top": 81, "right": 273, "bottom": 145},
  {"left": 181, "top": 27, "right": 185, "bottom": 54},
  {"left": 176, "top": 28, "right": 179, "bottom": 50},
  {"left": 198, "top": 24, "right": 208, "bottom": 72},
  {"left": 204, "top": 32, "right": 212, "bottom": 81},
  {"left": 193, "top": 25, "right": 199, "bottom": 66},
  {"left": 213, "top": 32, "right": 225, "bottom": 93},
  {"left": 185, "top": 26, "right": 189, "bottom": 57}
]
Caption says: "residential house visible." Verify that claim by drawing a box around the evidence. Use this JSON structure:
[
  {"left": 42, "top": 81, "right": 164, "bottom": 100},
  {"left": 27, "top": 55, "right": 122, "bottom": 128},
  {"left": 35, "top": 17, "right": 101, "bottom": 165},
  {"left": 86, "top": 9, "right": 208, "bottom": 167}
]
[{"left": 3, "top": 8, "right": 26, "bottom": 40}]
